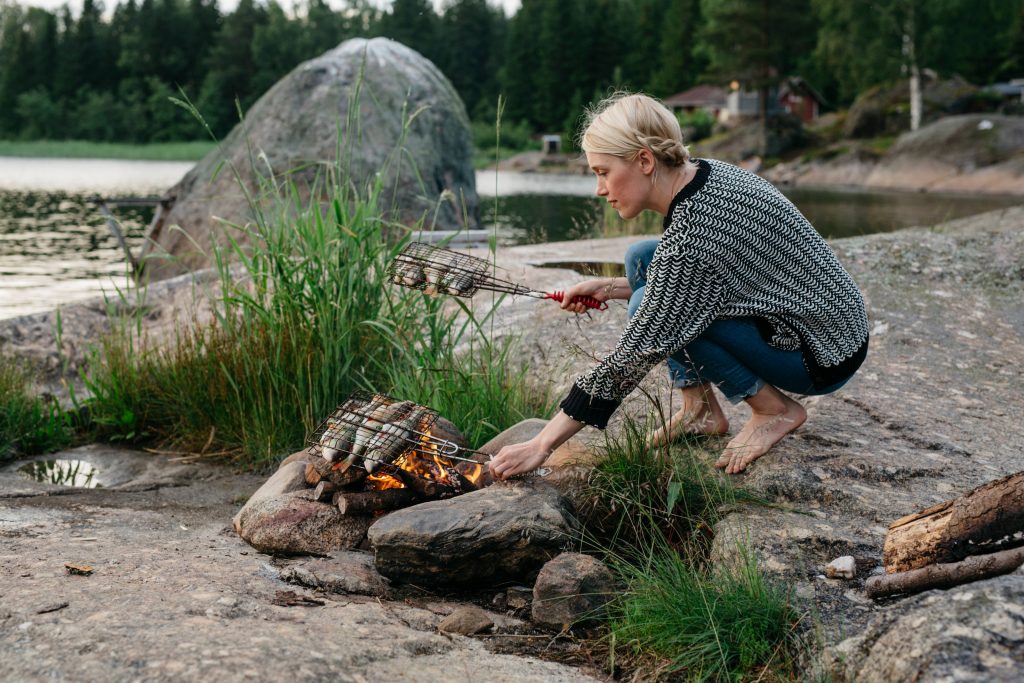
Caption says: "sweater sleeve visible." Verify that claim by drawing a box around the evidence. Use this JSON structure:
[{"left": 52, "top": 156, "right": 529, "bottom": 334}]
[{"left": 560, "top": 242, "right": 728, "bottom": 429}]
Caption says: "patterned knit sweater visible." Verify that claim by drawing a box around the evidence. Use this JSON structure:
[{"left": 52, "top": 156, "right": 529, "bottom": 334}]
[{"left": 560, "top": 158, "right": 870, "bottom": 429}]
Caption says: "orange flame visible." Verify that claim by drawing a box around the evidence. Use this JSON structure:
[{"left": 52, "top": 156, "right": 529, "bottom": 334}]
[{"left": 366, "top": 425, "right": 482, "bottom": 491}]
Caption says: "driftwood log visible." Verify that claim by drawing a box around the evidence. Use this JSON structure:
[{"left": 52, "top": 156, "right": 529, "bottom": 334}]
[
  {"left": 883, "top": 471, "right": 1024, "bottom": 573},
  {"left": 867, "top": 545, "right": 1024, "bottom": 598},
  {"left": 335, "top": 489, "right": 419, "bottom": 515}
]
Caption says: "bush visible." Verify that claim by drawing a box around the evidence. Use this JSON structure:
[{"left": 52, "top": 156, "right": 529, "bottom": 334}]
[{"left": 678, "top": 109, "right": 716, "bottom": 142}]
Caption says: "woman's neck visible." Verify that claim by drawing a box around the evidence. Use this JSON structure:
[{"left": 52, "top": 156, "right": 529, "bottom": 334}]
[{"left": 651, "top": 161, "right": 697, "bottom": 216}]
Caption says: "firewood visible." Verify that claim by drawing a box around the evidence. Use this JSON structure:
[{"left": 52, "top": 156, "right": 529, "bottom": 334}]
[
  {"left": 313, "top": 480, "right": 339, "bottom": 502},
  {"left": 866, "top": 545, "right": 1024, "bottom": 598},
  {"left": 336, "top": 489, "right": 419, "bottom": 515},
  {"left": 387, "top": 466, "right": 453, "bottom": 499},
  {"left": 304, "top": 462, "right": 323, "bottom": 486},
  {"left": 883, "top": 471, "right": 1024, "bottom": 573},
  {"left": 304, "top": 456, "right": 367, "bottom": 488}
]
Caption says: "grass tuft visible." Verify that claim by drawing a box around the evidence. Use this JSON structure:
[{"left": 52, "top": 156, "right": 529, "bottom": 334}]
[
  {"left": 583, "top": 413, "right": 802, "bottom": 681},
  {"left": 0, "top": 354, "right": 71, "bottom": 459}
]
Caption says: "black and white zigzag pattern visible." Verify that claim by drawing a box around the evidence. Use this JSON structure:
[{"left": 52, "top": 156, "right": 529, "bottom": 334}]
[{"left": 567, "top": 158, "right": 869, "bottom": 424}]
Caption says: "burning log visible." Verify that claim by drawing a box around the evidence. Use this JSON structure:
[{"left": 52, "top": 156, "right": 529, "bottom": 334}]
[
  {"left": 883, "top": 471, "right": 1024, "bottom": 573},
  {"left": 387, "top": 465, "right": 453, "bottom": 499},
  {"left": 335, "top": 489, "right": 420, "bottom": 515},
  {"left": 866, "top": 545, "right": 1024, "bottom": 598}
]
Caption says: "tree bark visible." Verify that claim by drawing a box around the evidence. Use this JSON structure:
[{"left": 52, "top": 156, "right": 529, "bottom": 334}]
[
  {"left": 867, "top": 546, "right": 1024, "bottom": 598},
  {"left": 883, "top": 471, "right": 1024, "bottom": 572},
  {"left": 312, "top": 480, "right": 339, "bottom": 502},
  {"left": 335, "top": 489, "right": 419, "bottom": 515}
]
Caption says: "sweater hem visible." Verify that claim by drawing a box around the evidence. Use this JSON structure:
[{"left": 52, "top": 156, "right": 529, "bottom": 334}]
[{"left": 559, "top": 384, "right": 619, "bottom": 430}]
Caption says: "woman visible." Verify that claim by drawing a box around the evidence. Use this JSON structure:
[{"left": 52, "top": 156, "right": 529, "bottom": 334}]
[{"left": 488, "top": 93, "right": 868, "bottom": 479}]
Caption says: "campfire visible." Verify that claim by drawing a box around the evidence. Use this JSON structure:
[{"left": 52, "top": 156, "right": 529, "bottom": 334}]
[{"left": 303, "top": 392, "right": 490, "bottom": 516}]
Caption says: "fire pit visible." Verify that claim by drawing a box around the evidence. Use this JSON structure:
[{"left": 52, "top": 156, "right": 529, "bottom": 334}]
[{"left": 303, "top": 392, "right": 490, "bottom": 517}]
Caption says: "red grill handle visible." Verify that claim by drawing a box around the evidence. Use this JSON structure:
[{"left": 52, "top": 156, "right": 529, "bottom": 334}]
[{"left": 545, "top": 291, "right": 608, "bottom": 311}]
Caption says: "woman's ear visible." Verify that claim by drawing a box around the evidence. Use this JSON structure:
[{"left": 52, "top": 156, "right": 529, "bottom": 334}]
[{"left": 636, "top": 148, "right": 656, "bottom": 176}]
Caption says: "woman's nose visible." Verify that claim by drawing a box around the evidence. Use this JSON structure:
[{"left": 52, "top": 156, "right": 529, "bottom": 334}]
[{"left": 596, "top": 180, "right": 607, "bottom": 196}]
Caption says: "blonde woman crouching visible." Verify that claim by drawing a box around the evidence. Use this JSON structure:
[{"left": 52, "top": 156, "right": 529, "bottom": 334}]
[{"left": 488, "top": 93, "right": 868, "bottom": 479}]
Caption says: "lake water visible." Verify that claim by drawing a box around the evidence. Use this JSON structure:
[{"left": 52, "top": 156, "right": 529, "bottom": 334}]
[{"left": 1, "top": 158, "right": 1020, "bottom": 320}]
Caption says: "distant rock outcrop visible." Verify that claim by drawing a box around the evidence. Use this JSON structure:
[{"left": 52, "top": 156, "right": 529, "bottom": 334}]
[{"left": 142, "top": 37, "right": 478, "bottom": 280}]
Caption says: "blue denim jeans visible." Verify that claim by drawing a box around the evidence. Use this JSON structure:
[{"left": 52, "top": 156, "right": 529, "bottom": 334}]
[{"left": 625, "top": 239, "right": 850, "bottom": 403}]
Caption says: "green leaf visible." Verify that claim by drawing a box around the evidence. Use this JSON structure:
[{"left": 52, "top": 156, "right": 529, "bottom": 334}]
[{"left": 666, "top": 480, "right": 682, "bottom": 516}]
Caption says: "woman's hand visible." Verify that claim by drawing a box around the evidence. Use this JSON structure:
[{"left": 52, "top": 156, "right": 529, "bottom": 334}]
[
  {"left": 488, "top": 411, "right": 586, "bottom": 480},
  {"left": 489, "top": 437, "right": 552, "bottom": 480},
  {"left": 561, "top": 277, "right": 631, "bottom": 314}
]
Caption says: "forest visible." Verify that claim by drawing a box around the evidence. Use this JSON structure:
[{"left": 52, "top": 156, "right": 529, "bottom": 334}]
[{"left": 0, "top": 0, "right": 1021, "bottom": 143}]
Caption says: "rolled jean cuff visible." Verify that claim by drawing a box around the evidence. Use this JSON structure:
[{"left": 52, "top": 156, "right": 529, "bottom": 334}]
[{"left": 723, "top": 378, "right": 765, "bottom": 404}]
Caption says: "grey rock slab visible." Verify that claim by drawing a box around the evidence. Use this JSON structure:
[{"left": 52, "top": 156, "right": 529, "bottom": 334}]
[
  {"left": 279, "top": 550, "right": 389, "bottom": 597},
  {"left": 532, "top": 552, "right": 615, "bottom": 630},
  {"left": 142, "top": 37, "right": 478, "bottom": 280},
  {"left": 0, "top": 454, "right": 602, "bottom": 682},
  {"left": 368, "top": 480, "right": 579, "bottom": 585},
  {"left": 828, "top": 574, "right": 1024, "bottom": 682},
  {"left": 232, "top": 460, "right": 309, "bottom": 526}
]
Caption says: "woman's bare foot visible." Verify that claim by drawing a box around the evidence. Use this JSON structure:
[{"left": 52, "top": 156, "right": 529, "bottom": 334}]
[
  {"left": 648, "top": 385, "right": 730, "bottom": 448},
  {"left": 715, "top": 386, "right": 806, "bottom": 474}
]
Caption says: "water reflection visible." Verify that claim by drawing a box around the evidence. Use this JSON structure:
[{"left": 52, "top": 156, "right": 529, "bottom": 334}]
[
  {"left": 0, "top": 191, "right": 150, "bottom": 319},
  {"left": 18, "top": 459, "right": 102, "bottom": 488},
  {"left": 0, "top": 159, "right": 1019, "bottom": 321}
]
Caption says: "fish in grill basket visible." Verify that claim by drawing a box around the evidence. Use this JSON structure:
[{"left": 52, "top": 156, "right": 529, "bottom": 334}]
[{"left": 322, "top": 399, "right": 419, "bottom": 473}]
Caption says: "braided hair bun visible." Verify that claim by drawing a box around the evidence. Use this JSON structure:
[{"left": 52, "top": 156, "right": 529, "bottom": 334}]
[{"left": 580, "top": 92, "right": 691, "bottom": 167}]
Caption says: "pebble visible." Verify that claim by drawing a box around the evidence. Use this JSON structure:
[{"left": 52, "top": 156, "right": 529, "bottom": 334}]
[{"left": 825, "top": 556, "right": 857, "bottom": 580}]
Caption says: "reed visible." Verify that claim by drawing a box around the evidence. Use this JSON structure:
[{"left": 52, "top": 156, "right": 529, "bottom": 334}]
[{"left": 81, "top": 88, "right": 549, "bottom": 468}]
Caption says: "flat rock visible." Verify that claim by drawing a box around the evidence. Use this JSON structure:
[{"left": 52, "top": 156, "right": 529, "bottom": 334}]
[
  {"left": 232, "top": 461, "right": 309, "bottom": 532},
  {"left": 279, "top": 550, "right": 389, "bottom": 597},
  {"left": 532, "top": 552, "right": 615, "bottom": 630},
  {"left": 367, "top": 480, "right": 579, "bottom": 585},
  {"left": 828, "top": 574, "right": 1024, "bottom": 682}
]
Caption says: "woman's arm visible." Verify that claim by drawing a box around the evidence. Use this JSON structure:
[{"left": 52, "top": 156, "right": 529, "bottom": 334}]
[
  {"left": 561, "top": 277, "right": 632, "bottom": 313},
  {"left": 488, "top": 410, "right": 584, "bottom": 480}
]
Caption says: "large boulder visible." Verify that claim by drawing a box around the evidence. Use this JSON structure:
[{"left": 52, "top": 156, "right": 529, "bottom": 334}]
[
  {"left": 367, "top": 480, "right": 579, "bottom": 586},
  {"left": 142, "top": 37, "right": 478, "bottom": 280}
]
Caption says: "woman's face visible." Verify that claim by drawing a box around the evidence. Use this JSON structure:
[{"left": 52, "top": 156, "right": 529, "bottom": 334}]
[{"left": 586, "top": 151, "right": 652, "bottom": 220}]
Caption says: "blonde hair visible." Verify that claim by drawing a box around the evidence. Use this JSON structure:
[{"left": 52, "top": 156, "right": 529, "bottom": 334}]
[{"left": 579, "top": 92, "right": 690, "bottom": 167}]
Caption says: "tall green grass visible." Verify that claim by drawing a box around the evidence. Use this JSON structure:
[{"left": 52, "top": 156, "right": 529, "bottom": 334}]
[
  {"left": 81, "top": 89, "right": 549, "bottom": 468},
  {"left": 0, "top": 354, "right": 71, "bottom": 459},
  {"left": 586, "top": 417, "right": 801, "bottom": 681}
]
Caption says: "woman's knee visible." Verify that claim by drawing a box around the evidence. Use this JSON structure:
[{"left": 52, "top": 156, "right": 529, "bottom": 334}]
[
  {"left": 624, "top": 239, "right": 659, "bottom": 289},
  {"left": 627, "top": 287, "right": 645, "bottom": 319}
]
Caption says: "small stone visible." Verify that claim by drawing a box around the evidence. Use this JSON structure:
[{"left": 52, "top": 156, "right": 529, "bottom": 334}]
[
  {"left": 505, "top": 586, "right": 533, "bottom": 610},
  {"left": 532, "top": 552, "right": 615, "bottom": 630},
  {"left": 825, "top": 556, "right": 857, "bottom": 579},
  {"left": 438, "top": 607, "right": 494, "bottom": 635}
]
